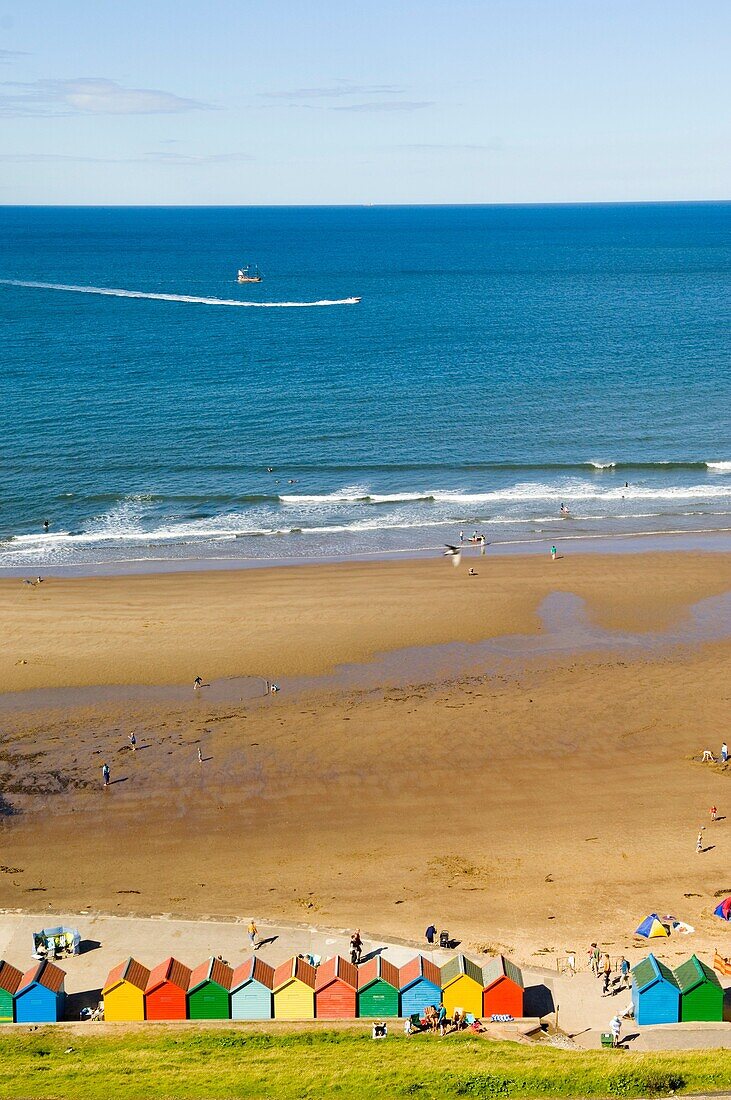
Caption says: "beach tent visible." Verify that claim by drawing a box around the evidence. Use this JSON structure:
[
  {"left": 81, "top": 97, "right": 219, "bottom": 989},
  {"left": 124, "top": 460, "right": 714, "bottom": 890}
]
[
  {"left": 314, "top": 956, "right": 358, "bottom": 1019},
  {"left": 14, "top": 961, "right": 66, "bottom": 1024},
  {"left": 635, "top": 914, "right": 669, "bottom": 939},
  {"left": 357, "top": 956, "right": 400, "bottom": 1018},
  {"left": 230, "top": 957, "right": 274, "bottom": 1020},
  {"left": 0, "top": 961, "right": 23, "bottom": 1023},
  {"left": 145, "top": 957, "right": 192, "bottom": 1021},
  {"left": 713, "top": 897, "right": 731, "bottom": 921},
  {"left": 631, "top": 954, "right": 680, "bottom": 1025},
  {"left": 440, "top": 955, "right": 484, "bottom": 1018},
  {"left": 398, "top": 955, "right": 441, "bottom": 1019},
  {"left": 187, "top": 957, "right": 233, "bottom": 1021},
  {"left": 102, "top": 957, "right": 150, "bottom": 1022},
  {"left": 674, "top": 955, "right": 723, "bottom": 1022},
  {"left": 272, "top": 957, "right": 316, "bottom": 1020},
  {"left": 481, "top": 955, "right": 524, "bottom": 1018}
]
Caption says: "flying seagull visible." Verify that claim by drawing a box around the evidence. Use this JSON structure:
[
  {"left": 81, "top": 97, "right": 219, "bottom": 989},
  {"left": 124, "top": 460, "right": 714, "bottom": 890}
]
[{"left": 443, "top": 544, "right": 462, "bottom": 567}]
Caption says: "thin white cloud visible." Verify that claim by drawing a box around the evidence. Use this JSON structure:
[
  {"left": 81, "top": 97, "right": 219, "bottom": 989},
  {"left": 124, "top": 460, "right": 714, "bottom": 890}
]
[
  {"left": 0, "top": 49, "right": 27, "bottom": 63},
  {"left": 334, "top": 100, "right": 434, "bottom": 113},
  {"left": 262, "top": 81, "right": 405, "bottom": 100},
  {"left": 0, "top": 77, "right": 213, "bottom": 117}
]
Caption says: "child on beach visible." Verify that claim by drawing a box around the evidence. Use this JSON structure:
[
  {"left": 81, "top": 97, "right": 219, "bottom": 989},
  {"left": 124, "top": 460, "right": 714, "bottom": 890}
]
[
  {"left": 102, "top": 763, "right": 110, "bottom": 788},
  {"left": 550, "top": 545, "right": 557, "bottom": 561},
  {"left": 710, "top": 805, "right": 717, "bottom": 822},
  {"left": 697, "top": 828, "right": 704, "bottom": 853}
]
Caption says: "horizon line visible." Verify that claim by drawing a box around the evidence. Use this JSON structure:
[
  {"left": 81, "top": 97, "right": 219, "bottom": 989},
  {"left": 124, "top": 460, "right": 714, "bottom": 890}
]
[{"left": 1, "top": 198, "right": 729, "bottom": 210}]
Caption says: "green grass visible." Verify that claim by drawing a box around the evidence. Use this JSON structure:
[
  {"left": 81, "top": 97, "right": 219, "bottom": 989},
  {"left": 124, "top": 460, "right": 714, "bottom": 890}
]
[{"left": 0, "top": 1026, "right": 729, "bottom": 1100}]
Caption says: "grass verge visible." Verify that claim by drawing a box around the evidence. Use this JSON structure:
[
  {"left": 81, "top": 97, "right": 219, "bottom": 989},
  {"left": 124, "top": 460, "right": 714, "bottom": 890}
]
[{"left": 0, "top": 1025, "right": 729, "bottom": 1099}]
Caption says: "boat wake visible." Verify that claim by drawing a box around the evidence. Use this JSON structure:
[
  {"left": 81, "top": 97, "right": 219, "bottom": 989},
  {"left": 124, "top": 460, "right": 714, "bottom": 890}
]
[{"left": 0, "top": 279, "right": 361, "bottom": 308}]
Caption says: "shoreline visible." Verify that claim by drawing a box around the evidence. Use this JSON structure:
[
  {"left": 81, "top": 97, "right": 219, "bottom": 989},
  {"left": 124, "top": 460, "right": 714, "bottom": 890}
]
[{"left": 2, "top": 527, "right": 731, "bottom": 581}]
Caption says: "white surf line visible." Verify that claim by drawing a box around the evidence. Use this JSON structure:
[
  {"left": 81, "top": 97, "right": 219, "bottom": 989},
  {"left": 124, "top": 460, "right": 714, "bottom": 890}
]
[{"left": 0, "top": 279, "right": 361, "bottom": 308}]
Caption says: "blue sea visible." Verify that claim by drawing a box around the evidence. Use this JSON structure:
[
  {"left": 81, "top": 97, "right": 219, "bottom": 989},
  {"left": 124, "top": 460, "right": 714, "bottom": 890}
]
[{"left": 1, "top": 203, "right": 730, "bottom": 572}]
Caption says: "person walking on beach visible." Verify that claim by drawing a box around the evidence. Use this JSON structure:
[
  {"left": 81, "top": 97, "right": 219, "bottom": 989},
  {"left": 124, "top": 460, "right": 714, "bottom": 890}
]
[
  {"left": 709, "top": 805, "right": 717, "bottom": 822},
  {"left": 248, "top": 920, "right": 258, "bottom": 950},
  {"left": 601, "top": 953, "right": 612, "bottom": 995},
  {"left": 193, "top": 676, "right": 203, "bottom": 691},
  {"left": 425, "top": 922, "right": 437, "bottom": 946},
  {"left": 129, "top": 733, "right": 136, "bottom": 752},
  {"left": 588, "top": 943, "right": 600, "bottom": 975},
  {"left": 550, "top": 544, "right": 557, "bottom": 561},
  {"left": 697, "top": 828, "right": 704, "bottom": 854},
  {"left": 619, "top": 957, "right": 630, "bottom": 989},
  {"left": 350, "top": 929, "right": 363, "bottom": 964},
  {"left": 197, "top": 747, "right": 203, "bottom": 764},
  {"left": 722, "top": 742, "right": 728, "bottom": 763},
  {"left": 610, "top": 1014, "right": 622, "bottom": 1048},
  {"left": 102, "top": 763, "right": 110, "bottom": 788}
]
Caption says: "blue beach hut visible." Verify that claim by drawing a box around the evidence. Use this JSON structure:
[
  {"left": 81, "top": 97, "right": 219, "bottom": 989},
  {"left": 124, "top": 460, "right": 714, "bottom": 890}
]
[
  {"left": 398, "top": 956, "right": 442, "bottom": 1019},
  {"left": 14, "top": 960, "right": 66, "bottom": 1023},
  {"left": 631, "top": 954, "right": 680, "bottom": 1025},
  {"left": 230, "top": 957, "right": 274, "bottom": 1020}
]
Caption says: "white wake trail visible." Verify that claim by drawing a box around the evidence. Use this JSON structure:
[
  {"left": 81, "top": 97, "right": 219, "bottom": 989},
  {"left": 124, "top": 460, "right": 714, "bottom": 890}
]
[{"left": 0, "top": 279, "right": 361, "bottom": 308}]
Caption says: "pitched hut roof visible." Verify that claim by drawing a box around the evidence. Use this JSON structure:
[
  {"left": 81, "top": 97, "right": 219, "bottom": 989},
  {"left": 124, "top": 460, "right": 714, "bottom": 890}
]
[
  {"left": 19, "top": 960, "right": 65, "bottom": 994},
  {"left": 357, "top": 956, "right": 399, "bottom": 990},
  {"left": 103, "top": 957, "right": 151, "bottom": 993},
  {"left": 397, "top": 955, "right": 441, "bottom": 989},
  {"left": 631, "top": 954, "right": 679, "bottom": 992},
  {"left": 145, "top": 957, "right": 192, "bottom": 994},
  {"left": 0, "top": 961, "right": 23, "bottom": 996},
  {"left": 482, "top": 955, "right": 524, "bottom": 990},
  {"left": 315, "top": 955, "right": 358, "bottom": 991},
  {"left": 188, "top": 957, "right": 234, "bottom": 993},
  {"left": 273, "top": 957, "right": 317, "bottom": 991},
  {"left": 674, "top": 955, "right": 722, "bottom": 994},
  {"left": 440, "top": 954, "right": 483, "bottom": 987},
  {"left": 231, "top": 957, "right": 275, "bottom": 991}
]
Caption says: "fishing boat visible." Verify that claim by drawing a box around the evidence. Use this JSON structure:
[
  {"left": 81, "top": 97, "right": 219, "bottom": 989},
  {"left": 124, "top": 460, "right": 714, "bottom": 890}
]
[{"left": 237, "top": 265, "right": 262, "bottom": 283}]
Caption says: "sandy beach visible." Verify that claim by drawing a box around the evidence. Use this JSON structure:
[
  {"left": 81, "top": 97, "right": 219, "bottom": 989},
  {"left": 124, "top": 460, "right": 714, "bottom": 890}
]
[{"left": 1, "top": 552, "right": 729, "bottom": 969}]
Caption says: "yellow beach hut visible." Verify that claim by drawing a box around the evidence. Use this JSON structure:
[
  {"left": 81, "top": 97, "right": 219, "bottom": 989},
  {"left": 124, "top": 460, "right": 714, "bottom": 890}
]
[
  {"left": 272, "top": 957, "right": 316, "bottom": 1020},
  {"left": 103, "top": 957, "right": 151, "bottom": 1022},
  {"left": 440, "top": 955, "right": 484, "bottom": 1018}
]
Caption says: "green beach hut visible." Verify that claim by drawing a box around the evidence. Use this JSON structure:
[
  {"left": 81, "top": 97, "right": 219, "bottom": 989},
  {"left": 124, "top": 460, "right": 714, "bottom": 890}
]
[
  {"left": 357, "top": 956, "right": 400, "bottom": 1018},
  {"left": 0, "top": 961, "right": 23, "bottom": 1023},
  {"left": 187, "top": 957, "right": 233, "bottom": 1020},
  {"left": 674, "top": 955, "right": 723, "bottom": 1022}
]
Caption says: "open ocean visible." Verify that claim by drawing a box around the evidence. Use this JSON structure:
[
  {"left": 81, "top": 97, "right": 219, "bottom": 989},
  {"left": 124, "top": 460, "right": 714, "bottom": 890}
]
[{"left": 1, "top": 203, "right": 730, "bottom": 572}]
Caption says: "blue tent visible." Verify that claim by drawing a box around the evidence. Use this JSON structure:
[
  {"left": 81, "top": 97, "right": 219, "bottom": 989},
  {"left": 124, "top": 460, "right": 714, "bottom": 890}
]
[
  {"left": 713, "top": 897, "right": 731, "bottom": 921},
  {"left": 635, "top": 913, "right": 669, "bottom": 938}
]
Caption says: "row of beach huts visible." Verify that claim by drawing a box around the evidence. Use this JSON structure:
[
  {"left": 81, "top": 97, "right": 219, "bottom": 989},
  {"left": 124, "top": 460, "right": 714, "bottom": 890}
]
[
  {"left": 0, "top": 953, "right": 524, "bottom": 1024},
  {"left": 1, "top": 951, "right": 725, "bottom": 1026}
]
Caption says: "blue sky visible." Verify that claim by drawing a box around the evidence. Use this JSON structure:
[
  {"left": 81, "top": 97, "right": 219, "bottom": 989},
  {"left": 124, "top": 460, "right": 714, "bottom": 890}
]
[{"left": 1, "top": 0, "right": 728, "bottom": 204}]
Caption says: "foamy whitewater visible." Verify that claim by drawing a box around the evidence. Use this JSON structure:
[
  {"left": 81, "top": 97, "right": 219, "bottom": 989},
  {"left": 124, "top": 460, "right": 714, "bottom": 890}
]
[{"left": 1, "top": 204, "right": 729, "bottom": 571}]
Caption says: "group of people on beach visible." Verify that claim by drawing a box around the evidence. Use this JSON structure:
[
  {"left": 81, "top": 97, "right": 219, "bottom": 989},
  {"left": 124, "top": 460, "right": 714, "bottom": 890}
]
[{"left": 587, "top": 944, "right": 630, "bottom": 997}]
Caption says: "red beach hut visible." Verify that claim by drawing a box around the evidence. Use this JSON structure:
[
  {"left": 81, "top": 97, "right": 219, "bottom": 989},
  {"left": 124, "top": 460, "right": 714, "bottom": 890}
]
[
  {"left": 145, "top": 957, "right": 192, "bottom": 1021},
  {"left": 482, "top": 955, "right": 524, "bottom": 1018},
  {"left": 314, "top": 956, "right": 358, "bottom": 1019}
]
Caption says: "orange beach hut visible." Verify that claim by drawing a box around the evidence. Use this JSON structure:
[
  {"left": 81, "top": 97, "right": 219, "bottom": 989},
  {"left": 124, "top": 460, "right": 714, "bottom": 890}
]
[
  {"left": 314, "top": 956, "right": 358, "bottom": 1019},
  {"left": 145, "top": 957, "right": 192, "bottom": 1021},
  {"left": 482, "top": 955, "right": 524, "bottom": 1018},
  {"left": 273, "top": 957, "right": 316, "bottom": 1020},
  {"left": 103, "top": 958, "right": 150, "bottom": 1022}
]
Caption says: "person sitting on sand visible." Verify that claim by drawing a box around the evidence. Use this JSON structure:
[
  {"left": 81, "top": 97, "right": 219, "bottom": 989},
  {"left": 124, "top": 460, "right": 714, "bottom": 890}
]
[{"left": 468, "top": 568, "right": 477, "bottom": 576}]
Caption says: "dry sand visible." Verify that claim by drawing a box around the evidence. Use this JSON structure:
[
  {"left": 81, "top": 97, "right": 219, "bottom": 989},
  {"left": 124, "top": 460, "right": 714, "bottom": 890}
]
[{"left": 1, "top": 552, "right": 730, "bottom": 968}]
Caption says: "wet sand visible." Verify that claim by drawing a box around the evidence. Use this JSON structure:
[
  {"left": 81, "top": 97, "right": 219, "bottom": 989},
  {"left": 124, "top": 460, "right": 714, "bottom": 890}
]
[{"left": 0, "top": 553, "right": 730, "bottom": 966}]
